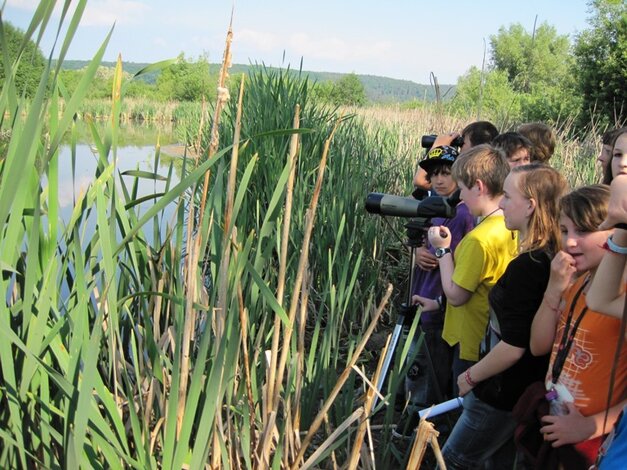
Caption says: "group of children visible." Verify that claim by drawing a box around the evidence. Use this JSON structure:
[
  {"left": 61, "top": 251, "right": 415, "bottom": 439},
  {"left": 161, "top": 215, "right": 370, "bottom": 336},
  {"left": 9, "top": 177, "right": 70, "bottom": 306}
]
[{"left": 396, "top": 122, "right": 627, "bottom": 469}]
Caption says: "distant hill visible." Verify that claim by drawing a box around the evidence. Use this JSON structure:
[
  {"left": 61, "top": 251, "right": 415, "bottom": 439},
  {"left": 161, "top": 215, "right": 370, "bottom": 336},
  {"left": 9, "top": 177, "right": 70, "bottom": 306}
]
[{"left": 60, "top": 60, "right": 455, "bottom": 104}]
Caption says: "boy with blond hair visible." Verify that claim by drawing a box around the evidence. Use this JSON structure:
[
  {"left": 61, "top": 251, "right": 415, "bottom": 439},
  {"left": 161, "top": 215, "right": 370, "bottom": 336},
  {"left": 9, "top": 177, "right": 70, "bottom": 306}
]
[{"left": 413, "top": 144, "right": 517, "bottom": 395}]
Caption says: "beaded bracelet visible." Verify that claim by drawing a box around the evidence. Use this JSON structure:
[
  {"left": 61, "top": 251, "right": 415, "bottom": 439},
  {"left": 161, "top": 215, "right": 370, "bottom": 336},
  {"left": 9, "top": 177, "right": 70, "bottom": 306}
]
[
  {"left": 606, "top": 235, "right": 627, "bottom": 255},
  {"left": 464, "top": 368, "right": 477, "bottom": 387}
]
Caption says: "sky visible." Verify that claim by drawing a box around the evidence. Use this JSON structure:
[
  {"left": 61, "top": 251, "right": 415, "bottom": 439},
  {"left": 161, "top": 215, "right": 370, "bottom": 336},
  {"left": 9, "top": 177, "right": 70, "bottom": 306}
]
[{"left": 4, "top": 0, "right": 593, "bottom": 84}]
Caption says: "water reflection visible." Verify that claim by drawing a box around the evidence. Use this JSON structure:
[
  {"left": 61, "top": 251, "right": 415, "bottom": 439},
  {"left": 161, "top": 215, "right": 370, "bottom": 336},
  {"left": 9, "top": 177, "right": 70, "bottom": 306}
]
[
  {"left": 55, "top": 121, "right": 185, "bottom": 230},
  {"left": 65, "top": 120, "right": 177, "bottom": 148}
]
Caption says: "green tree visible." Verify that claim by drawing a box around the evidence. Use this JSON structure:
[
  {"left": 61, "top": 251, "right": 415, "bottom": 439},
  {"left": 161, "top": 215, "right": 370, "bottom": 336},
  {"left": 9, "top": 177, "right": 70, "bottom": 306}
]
[
  {"left": 450, "top": 66, "right": 521, "bottom": 127},
  {"left": 332, "top": 73, "right": 367, "bottom": 106},
  {"left": 125, "top": 79, "right": 158, "bottom": 99},
  {"left": 58, "top": 69, "right": 83, "bottom": 96},
  {"left": 156, "top": 53, "right": 214, "bottom": 101},
  {"left": 490, "top": 22, "right": 572, "bottom": 93},
  {"left": 0, "top": 22, "right": 45, "bottom": 97},
  {"left": 488, "top": 22, "right": 580, "bottom": 123},
  {"left": 311, "top": 73, "right": 367, "bottom": 106},
  {"left": 310, "top": 80, "right": 335, "bottom": 104},
  {"left": 574, "top": 0, "right": 627, "bottom": 126}
]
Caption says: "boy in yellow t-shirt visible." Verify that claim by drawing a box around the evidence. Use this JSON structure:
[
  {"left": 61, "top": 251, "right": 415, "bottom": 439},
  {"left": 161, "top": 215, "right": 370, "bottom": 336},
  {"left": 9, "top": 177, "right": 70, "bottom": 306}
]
[{"left": 414, "top": 144, "right": 517, "bottom": 395}]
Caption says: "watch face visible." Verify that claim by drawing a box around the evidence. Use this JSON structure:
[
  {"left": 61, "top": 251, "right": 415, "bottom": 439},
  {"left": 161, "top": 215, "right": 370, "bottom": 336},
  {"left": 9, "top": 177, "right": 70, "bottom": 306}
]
[{"left": 435, "top": 248, "right": 450, "bottom": 258}]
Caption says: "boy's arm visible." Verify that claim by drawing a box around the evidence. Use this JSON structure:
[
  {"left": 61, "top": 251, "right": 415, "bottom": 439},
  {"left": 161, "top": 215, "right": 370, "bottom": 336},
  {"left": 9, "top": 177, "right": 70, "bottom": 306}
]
[
  {"left": 413, "top": 166, "right": 430, "bottom": 190},
  {"left": 429, "top": 225, "right": 478, "bottom": 306},
  {"left": 436, "top": 252, "right": 473, "bottom": 306}
]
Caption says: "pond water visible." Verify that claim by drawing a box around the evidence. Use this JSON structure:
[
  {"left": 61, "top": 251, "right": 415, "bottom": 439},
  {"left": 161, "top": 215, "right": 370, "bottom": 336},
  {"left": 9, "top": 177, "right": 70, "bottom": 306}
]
[
  {"left": 55, "top": 121, "right": 186, "bottom": 225},
  {"left": 36, "top": 121, "right": 191, "bottom": 303}
]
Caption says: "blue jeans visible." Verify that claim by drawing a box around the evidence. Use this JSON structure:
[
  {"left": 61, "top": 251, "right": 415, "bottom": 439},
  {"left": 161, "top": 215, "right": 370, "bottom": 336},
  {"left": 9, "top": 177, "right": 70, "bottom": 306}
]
[{"left": 442, "top": 391, "right": 517, "bottom": 470}]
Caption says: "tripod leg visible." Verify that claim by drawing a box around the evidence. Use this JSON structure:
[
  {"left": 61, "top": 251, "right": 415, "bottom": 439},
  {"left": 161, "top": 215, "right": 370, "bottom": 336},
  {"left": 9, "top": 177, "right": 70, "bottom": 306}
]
[
  {"left": 373, "top": 314, "right": 405, "bottom": 410},
  {"left": 419, "top": 326, "right": 446, "bottom": 405}
]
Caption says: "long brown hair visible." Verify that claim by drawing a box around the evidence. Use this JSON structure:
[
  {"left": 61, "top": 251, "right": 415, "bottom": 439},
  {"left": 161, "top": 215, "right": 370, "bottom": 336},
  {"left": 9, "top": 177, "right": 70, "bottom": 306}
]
[{"left": 510, "top": 163, "right": 567, "bottom": 257}]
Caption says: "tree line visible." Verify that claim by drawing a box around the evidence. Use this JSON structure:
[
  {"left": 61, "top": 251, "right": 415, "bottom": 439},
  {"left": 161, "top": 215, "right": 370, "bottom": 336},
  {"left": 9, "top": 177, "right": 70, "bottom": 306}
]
[
  {"left": 2, "top": 0, "right": 624, "bottom": 129},
  {"left": 450, "top": 0, "right": 625, "bottom": 129}
]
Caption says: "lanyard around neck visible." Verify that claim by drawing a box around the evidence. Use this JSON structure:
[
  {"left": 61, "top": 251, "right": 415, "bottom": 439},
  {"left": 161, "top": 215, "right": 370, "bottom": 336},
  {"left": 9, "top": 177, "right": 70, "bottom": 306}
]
[{"left": 550, "top": 276, "right": 590, "bottom": 384}]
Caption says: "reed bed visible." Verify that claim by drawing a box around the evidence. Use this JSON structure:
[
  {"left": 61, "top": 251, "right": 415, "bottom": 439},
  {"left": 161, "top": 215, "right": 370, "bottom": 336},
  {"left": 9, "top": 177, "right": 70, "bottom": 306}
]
[
  {"left": 67, "top": 98, "right": 200, "bottom": 124},
  {"left": 0, "top": 2, "right": 420, "bottom": 469},
  {"left": 352, "top": 105, "right": 603, "bottom": 187}
]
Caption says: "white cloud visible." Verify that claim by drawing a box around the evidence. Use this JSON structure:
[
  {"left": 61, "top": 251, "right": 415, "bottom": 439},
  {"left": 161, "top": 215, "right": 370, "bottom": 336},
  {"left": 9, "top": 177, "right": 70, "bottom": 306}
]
[
  {"left": 289, "top": 33, "right": 393, "bottom": 62},
  {"left": 7, "top": 0, "right": 150, "bottom": 27},
  {"left": 236, "top": 28, "right": 394, "bottom": 64},
  {"left": 81, "top": 0, "right": 150, "bottom": 27},
  {"left": 238, "top": 29, "right": 281, "bottom": 52}
]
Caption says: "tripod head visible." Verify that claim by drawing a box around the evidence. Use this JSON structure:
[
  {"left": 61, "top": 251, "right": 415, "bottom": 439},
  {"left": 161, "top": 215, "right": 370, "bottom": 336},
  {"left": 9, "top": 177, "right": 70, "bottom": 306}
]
[{"left": 405, "top": 217, "right": 431, "bottom": 249}]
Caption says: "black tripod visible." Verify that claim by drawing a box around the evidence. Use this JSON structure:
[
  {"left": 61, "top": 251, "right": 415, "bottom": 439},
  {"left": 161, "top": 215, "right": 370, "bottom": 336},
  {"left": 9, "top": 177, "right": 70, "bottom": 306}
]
[{"left": 373, "top": 217, "right": 446, "bottom": 410}]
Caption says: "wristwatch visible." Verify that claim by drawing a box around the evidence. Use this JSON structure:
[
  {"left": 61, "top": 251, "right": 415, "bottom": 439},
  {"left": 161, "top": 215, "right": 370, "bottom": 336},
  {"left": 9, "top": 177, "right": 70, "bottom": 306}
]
[{"left": 435, "top": 247, "right": 451, "bottom": 259}]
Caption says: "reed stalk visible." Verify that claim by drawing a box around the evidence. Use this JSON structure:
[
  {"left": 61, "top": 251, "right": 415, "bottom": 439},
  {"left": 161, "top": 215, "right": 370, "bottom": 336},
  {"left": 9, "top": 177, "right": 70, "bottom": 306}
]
[
  {"left": 266, "top": 104, "right": 301, "bottom": 424},
  {"left": 272, "top": 118, "right": 340, "bottom": 412},
  {"left": 176, "top": 16, "right": 234, "bottom": 441},
  {"left": 347, "top": 336, "right": 390, "bottom": 469}
]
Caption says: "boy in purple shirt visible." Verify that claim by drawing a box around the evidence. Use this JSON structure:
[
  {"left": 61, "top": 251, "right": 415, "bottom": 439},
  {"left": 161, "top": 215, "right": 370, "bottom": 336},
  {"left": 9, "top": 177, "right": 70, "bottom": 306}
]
[{"left": 397, "top": 146, "right": 474, "bottom": 437}]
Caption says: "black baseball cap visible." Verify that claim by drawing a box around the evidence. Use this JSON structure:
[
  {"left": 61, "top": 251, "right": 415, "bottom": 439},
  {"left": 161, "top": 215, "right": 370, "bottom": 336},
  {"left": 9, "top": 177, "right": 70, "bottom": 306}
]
[{"left": 419, "top": 145, "right": 459, "bottom": 172}]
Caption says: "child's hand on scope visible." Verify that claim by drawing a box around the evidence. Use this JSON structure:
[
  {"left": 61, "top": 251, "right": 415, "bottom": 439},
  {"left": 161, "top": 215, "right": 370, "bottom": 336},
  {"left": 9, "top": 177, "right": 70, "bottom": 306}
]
[{"left": 427, "top": 225, "right": 451, "bottom": 248}]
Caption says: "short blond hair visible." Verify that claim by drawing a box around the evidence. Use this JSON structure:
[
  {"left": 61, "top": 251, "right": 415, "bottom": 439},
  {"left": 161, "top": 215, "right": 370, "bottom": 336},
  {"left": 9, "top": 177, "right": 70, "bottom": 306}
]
[{"left": 451, "top": 144, "right": 509, "bottom": 197}]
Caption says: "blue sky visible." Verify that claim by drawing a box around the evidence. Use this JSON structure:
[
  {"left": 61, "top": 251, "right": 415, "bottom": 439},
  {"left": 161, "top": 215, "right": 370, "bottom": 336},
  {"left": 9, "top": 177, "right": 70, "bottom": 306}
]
[{"left": 5, "top": 0, "right": 592, "bottom": 84}]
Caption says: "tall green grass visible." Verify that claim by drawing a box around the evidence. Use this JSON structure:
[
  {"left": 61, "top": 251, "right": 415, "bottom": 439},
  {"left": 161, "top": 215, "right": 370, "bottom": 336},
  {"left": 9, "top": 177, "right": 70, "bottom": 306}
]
[
  {"left": 352, "top": 105, "right": 603, "bottom": 187},
  {"left": 0, "top": 2, "right": 418, "bottom": 468}
]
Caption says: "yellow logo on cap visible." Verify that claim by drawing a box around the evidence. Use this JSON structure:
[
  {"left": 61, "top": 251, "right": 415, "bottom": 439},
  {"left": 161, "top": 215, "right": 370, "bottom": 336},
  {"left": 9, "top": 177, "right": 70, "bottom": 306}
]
[{"left": 428, "top": 148, "right": 444, "bottom": 158}]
